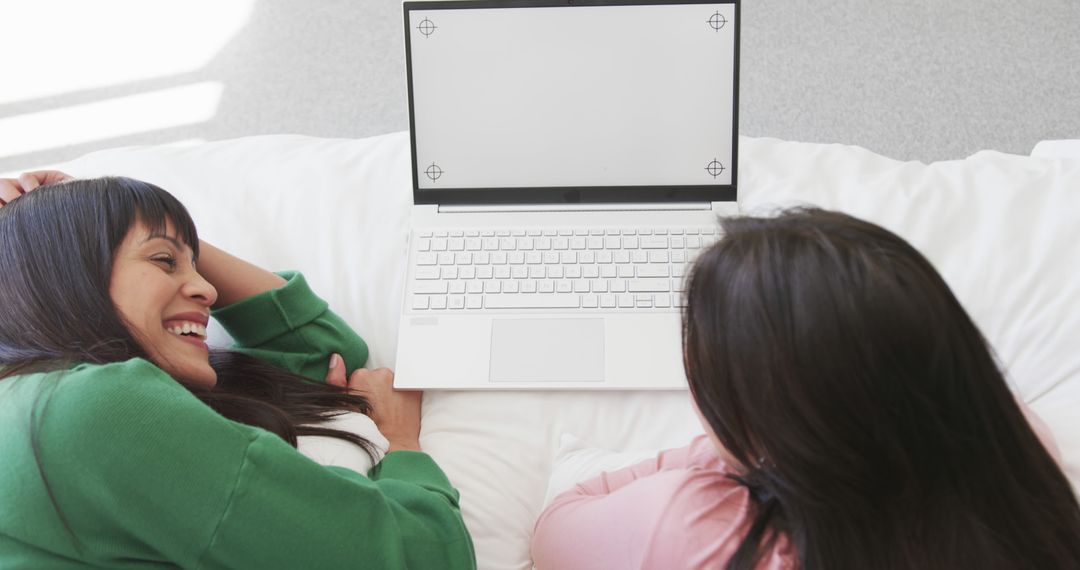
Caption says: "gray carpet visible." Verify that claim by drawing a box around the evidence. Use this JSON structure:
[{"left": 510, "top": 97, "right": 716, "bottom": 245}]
[{"left": 2, "top": 0, "right": 1078, "bottom": 174}]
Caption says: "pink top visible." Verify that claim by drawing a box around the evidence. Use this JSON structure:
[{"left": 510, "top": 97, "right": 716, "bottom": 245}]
[
  {"left": 531, "top": 402, "right": 1061, "bottom": 570},
  {"left": 532, "top": 435, "right": 794, "bottom": 570}
]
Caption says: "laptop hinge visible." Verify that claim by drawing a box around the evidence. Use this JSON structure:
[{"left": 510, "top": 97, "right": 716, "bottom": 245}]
[{"left": 438, "top": 202, "right": 712, "bottom": 214}]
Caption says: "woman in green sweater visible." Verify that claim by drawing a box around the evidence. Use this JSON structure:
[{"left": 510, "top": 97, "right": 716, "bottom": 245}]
[{"left": 0, "top": 173, "right": 476, "bottom": 568}]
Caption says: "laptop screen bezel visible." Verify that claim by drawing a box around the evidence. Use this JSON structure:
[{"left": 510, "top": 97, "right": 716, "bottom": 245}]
[{"left": 403, "top": 0, "right": 740, "bottom": 205}]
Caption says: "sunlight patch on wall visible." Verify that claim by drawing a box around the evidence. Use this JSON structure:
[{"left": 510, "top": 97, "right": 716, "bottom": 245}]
[
  {"left": 0, "top": 83, "right": 224, "bottom": 158},
  {"left": 1, "top": 0, "right": 254, "bottom": 105}
]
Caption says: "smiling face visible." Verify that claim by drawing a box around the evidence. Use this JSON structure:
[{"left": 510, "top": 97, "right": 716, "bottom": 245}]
[{"left": 109, "top": 219, "right": 218, "bottom": 387}]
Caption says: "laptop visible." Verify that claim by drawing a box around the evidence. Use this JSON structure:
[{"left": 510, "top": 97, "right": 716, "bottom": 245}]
[{"left": 395, "top": 0, "right": 739, "bottom": 389}]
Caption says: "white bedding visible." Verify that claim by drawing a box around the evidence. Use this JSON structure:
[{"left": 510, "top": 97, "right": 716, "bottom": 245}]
[{"left": 60, "top": 133, "right": 1080, "bottom": 570}]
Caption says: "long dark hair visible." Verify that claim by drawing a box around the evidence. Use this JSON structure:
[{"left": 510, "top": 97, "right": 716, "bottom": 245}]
[
  {"left": 0, "top": 177, "right": 376, "bottom": 458},
  {"left": 683, "top": 208, "right": 1080, "bottom": 569}
]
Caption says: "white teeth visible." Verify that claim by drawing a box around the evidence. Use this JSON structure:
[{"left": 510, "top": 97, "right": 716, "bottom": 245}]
[{"left": 166, "top": 322, "right": 206, "bottom": 339}]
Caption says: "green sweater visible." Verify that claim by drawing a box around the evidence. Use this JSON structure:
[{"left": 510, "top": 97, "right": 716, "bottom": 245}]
[{"left": 0, "top": 272, "right": 475, "bottom": 569}]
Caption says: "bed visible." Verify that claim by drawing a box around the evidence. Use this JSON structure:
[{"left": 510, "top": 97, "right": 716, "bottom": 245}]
[{"left": 59, "top": 133, "right": 1080, "bottom": 569}]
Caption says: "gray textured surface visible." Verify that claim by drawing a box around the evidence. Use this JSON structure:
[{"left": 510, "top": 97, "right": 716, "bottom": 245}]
[
  {"left": 739, "top": 0, "right": 1080, "bottom": 161},
  {"left": 2, "top": 0, "right": 1078, "bottom": 173}
]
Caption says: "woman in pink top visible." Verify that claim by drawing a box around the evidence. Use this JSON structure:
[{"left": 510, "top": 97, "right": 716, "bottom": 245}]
[{"left": 533, "top": 208, "right": 1080, "bottom": 569}]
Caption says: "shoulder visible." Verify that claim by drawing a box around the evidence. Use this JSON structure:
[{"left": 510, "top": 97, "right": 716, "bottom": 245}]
[
  {"left": 535, "top": 463, "right": 769, "bottom": 570},
  {"left": 15, "top": 358, "right": 190, "bottom": 421},
  {"left": 640, "top": 468, "right": 768, "bottom": 568},
  {"left": 38, "top": 358, "right": 257, "bottom": 452},
  {"left": 62, "top": 357, "right": 184, "bottom": 392},
  {"left": 28, "top": 360, "right": 261, "bottom": 508},
  {"left": 49, "top": 359, "right": 213, "bottom": 420}
]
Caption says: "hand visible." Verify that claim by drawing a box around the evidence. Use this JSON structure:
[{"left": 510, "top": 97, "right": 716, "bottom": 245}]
[
  {"left": 324, "top": 354, "right": 422, "bottom": 452},
  {"left": 0, "top": 170, "right": 73, "bottom": 206},
  {"left": 347, "top": 367, "right": 422, "bottom": 453}
]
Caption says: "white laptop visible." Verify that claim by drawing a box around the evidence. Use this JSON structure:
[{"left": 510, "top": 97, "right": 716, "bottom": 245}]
[{"left": 395, "top": 0, "right": 739, "bottom": 389}]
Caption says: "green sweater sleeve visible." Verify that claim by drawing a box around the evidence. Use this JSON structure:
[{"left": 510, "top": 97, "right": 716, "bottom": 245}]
[
  {"left": 33, "top": 360, "right": 474, "bottom": 569},
  {"left": 210, "top": 271, "right": 369, "bottom": 381}
]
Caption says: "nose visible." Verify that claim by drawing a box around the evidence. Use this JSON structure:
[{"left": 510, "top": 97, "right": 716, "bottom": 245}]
[{"left": 183, "top": 270, "right": 219, "bottom": 307}]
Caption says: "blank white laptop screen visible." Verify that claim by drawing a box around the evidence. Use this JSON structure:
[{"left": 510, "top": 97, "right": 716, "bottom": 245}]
[{"left": 407, "top": 2, "right": 736, "bottom": 190}]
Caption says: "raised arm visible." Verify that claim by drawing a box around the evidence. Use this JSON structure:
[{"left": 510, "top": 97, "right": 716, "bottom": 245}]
[{"left": 195, "top": 240, "right": 287, "bottom": 307}]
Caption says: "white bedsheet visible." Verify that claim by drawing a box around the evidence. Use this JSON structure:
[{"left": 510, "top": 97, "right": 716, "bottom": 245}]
[{"left": 60, "top": 133, "right": 1080, "bottom": 569}]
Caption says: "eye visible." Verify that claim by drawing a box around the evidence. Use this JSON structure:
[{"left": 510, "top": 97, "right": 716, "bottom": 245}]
[{"left": 151, "top": 255, "right": 178, "bottom": 270}]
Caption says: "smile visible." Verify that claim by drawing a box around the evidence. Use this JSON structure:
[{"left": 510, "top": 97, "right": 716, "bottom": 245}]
[{"left": 164, "top": 321, "right": 208, "bottom": 340}]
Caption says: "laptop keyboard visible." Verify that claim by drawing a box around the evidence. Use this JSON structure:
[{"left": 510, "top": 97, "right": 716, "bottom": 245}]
[{"left": 408, "top": 226, "right": 720, "bottom": 311}]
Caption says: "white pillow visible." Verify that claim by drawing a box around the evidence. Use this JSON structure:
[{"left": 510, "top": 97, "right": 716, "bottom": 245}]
[
  {"left": 1031, "top": 139, "right": 1080, "bottom": 159},
  {"left": 541, "top": 434, "right": 667, "bottom": 507}
]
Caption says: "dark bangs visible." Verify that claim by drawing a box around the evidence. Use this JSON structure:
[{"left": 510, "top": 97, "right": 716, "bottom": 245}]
[{"left": 96, "top": 177, "right": 201, "bottom": 260}]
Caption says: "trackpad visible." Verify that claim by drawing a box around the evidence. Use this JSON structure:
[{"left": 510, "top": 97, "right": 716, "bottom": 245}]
[{"left": 490, "top": 318, "right": 605, "bottom": 382}]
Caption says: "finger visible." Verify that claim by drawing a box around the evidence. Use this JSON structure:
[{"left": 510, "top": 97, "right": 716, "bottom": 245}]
[
  {"left": 0, "top": 179, "right": 21, "bottom": 205},
  {"left": 16, "top": 170, "right": 72, "bottom": 194},
  {"left": 36, "top": 170, "right": 74, "bottom": 186},
  {"left": 324, "top": 353, "right": 347, "bottom": 387},
  {"left": 17, "top": 173, "right": 42, "bottom": 193}
]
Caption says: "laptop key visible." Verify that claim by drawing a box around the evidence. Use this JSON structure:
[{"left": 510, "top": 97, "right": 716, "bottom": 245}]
[
  {"left": 413, "top": 282, "right": 449, "bottom": 294},
  {"left": 627, "top": 278, "right": 670, "bottom": 293},
  {"left": 484, "top": 294, "right": 580, "bottom": 309},
  {"left": 414, "top": 267, "right": 440, "bottom": 280},
  {"left": 636, "top": 264, "right": 669, "bottom": 278},
  {"left": 641, "top": 236, "right": 669, "bottom": 249}
]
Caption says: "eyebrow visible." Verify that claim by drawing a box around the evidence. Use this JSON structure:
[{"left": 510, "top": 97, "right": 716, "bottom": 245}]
[{"left": 141, "top": 234, "right": 198, "bottom": 261}]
